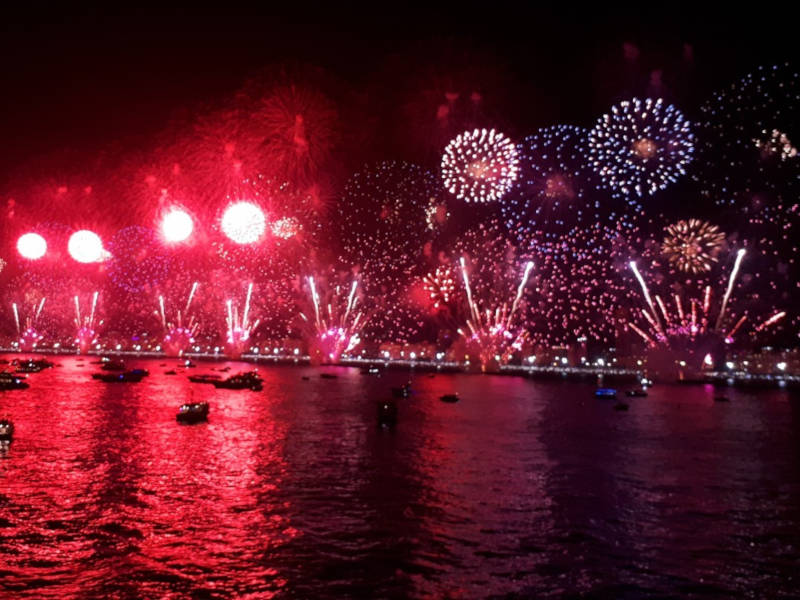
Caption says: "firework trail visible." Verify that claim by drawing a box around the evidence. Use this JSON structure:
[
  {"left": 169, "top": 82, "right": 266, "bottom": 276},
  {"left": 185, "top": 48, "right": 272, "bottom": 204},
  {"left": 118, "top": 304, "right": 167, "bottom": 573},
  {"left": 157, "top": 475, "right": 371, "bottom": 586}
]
[
  {"left": 74, "top": 291, "right": 99, "bottom": 354},
  {"left": 158, "top": 282, "right": 200, "bottom": 357},
  {"left": 298, "top": 274, "right": 367, "bottom": 364}
]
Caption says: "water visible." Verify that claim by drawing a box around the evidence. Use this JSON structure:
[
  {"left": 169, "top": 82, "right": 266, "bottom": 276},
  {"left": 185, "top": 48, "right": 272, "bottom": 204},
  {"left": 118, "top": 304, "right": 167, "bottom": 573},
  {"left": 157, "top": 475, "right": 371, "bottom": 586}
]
[{"left": 1, "top": 355, "right": 799, "bottom": 598}]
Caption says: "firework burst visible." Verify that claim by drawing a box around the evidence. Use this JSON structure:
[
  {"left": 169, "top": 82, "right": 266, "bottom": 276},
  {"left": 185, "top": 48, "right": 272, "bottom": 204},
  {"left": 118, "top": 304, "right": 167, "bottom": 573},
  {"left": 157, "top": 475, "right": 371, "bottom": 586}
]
[
  {"left": 457, "top": 257, "right": 534, "bottom": 372},
  {"left": 74, "top": 291, "right": 99, "bottom": 354},
  {"left": 588, "top": 98, "right": 694, "bottom": 198},
  {"left": 627, "top": 250, "right": 786, "bottom": 372},
  {"left": 662, "top": 219, "right": 726, "bottom": 274},
  {"left": 158, "top": 282, "right": 200, "bottom": 357},
  {"left": 12, "top": 298, "right": 46, "bottom": 351},
  {"left": 224, "top": 283, "right": 259, "bottom": 359},
  {"left": 298, "top": 273, "right": 367, "bottom": 365},
  {"left": 441, "top": 128, "right": 519, "bottom": 202}
]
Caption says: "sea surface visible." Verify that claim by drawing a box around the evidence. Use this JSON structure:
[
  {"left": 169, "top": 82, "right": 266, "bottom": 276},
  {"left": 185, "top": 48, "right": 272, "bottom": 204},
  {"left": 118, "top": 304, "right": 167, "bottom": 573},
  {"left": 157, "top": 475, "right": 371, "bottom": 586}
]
[{"left": 1, "top": 355, "right": 799, "bottom": 598}]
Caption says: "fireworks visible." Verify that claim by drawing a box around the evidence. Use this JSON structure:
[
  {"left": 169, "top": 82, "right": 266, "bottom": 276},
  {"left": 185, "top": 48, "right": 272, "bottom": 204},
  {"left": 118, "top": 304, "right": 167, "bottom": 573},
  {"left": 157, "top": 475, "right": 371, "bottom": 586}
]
[
  {"left": 627, "top": 250, "right": 786, "bottom": 371},
  {"left": 67, "top": 230, "right": 105, "bottom": 264},
  {"left": 422, "top": 266, "right": 455, "bottom": 309},
  {"left": 588, "top": 98, "right": 694, "bottom": 197},
  {"left": 221, "top": 201, "right": 266, "bottom": 244},
  {"left": 441, "top": 128, "right": 519, "bottom": 202},
  {"left": 17, "top": 233, "right": 47, "bottom": 260},
  {"left": 161, "top": 208, "right": 194, "bottom": 243},
  {"left": 158, "top": 282, "right": 199, "bottom": 357},
  {"left": 662, "top": 219, "right": 726, "bottom": 274},
  {"left": 697, "top": 63, "right": 800, "bottom": 205},
  {"left": 338, "top": 162, "right": 440, "bottom": 343},
  {"left": 298, "top": 274, "right": 366, "bottom": 364},
  {"left": 108, "top": 226, "right": 173, "bottom": 294},
  {"left": 74, "top": 292, "right": 99, "bottom": 354},
  {"left": 457, "top": 257, "right": 534, "bottom": 372},
  {"left": 12, "top": 298, "right": 46, "bottom": 351},
  {"left": 225, "top": 283, "right": 259, "bottom": 359}
]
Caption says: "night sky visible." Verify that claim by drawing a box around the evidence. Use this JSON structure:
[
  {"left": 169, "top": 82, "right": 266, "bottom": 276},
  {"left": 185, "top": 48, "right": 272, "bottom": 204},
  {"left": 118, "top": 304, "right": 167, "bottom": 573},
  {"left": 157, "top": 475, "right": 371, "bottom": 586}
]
[{"left": 0, "top": 6, "right": 792, "bottom": 179}]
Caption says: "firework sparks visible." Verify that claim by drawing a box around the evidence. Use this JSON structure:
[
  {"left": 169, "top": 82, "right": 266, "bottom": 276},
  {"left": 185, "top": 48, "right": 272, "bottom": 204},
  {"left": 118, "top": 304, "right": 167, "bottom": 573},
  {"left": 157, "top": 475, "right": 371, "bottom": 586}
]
[
  {"left": 456, "top": 256, "right": 534, "bottom": 372},
  {"left": 662, "top": 219, "right": 726, "bottom": 274},
  {"left": 588, "top": 98, "right": 694, "bottom": 197},
  {"left": 225, "top": 283, "right": 259, "bottom": 359},
  {"left": 158, "top": 282, "right": 200, "bottom": 357},
  {"left": 74, "top": 291, "right": 99, "bottom": 354},
  {"left": 12, "top": 298, "right": 46, "bottom": 351},
  {"left": 441, "top": 128, "right": 519, "bottom": 202},
  {"left": 298, "top": 274, "right": 367, "bottom": 364},
  {"left": 422, "top": 266, "right": 455, "bottom": 309}
]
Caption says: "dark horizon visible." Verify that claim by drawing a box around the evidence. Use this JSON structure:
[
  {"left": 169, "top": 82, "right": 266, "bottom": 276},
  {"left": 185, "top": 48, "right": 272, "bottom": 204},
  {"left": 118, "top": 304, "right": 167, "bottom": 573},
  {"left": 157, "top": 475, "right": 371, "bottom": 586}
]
[{"left": 0, "top": 6, "right": 794, "bottom": 177}]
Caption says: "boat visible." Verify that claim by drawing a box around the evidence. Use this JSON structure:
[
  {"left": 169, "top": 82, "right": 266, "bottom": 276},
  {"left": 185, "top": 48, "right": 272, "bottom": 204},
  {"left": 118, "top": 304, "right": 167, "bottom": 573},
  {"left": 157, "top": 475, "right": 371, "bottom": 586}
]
[
  {"left": 320, "top": 373, "right": 338, "bottom": 379},
  {"left": 14, "top": 358, "right": 54, "bottom": 373},
  {"left": 391, "top": 383, "right": 412, "bottom": 398},
  {"left": 183, "top": 360, "right": 196, "bottom": 368},
  {"left": 378, "top": 400, "right": 398, "bottom": 426},
  {"left": 301, "top": 376, "right": 310, "bottom": 381},
  {"left": 128, "top": 368, "right": 149, "bottom": 377},
  {"left": 91, "top": 370, "right": 145, "bottom": 383},
  {"left": 0, "top": 372, "right": 29, "bottom": 391},
  {"left": 714, "top": 396, "right": 730, "bottom": 402},
  {"left": 164, "top": 370, "right": 177, "bottom": 375},
  {"left": 360, "top": 366, "right": 382, "bottom": 376},
  {"left": 100, "top": 360, "right": 126, "bottom": 372},
  {"left": 595, "top": 388, "right": 617, "bottom": 398},
  {"left": 613, "top": 402, "right": 630, "bottom": 411},
  {"left": 440, "top": 393, "right": 459, "bottom": 403},
  {"left": 176, "top": 402, "right": 209, "bottom": 423},
  {"left": 212, "top": 371, "right": 263, "bottom": 390},
  {"left": 0, "top": 419, "right": 13, "bottom": 441},
  {"left": 188, "top": 374, "right": 222, "bottom": 384},
  {"left": 625, "top": 389, "right": 648, "bottom": 397}
]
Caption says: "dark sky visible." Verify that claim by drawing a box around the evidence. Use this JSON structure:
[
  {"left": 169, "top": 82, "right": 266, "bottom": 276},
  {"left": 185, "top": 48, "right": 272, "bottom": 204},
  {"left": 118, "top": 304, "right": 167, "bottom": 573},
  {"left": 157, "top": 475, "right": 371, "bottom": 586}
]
[{"left": 0, "top": 5, "right": 794, "bottom": 177}]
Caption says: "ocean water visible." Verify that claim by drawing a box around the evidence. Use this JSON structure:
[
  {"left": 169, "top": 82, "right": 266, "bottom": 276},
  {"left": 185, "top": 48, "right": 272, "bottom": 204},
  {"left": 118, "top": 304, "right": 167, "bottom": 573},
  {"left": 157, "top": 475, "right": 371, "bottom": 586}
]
[{"left": 1, "top": 355, "right": 799, "bottom": 598}]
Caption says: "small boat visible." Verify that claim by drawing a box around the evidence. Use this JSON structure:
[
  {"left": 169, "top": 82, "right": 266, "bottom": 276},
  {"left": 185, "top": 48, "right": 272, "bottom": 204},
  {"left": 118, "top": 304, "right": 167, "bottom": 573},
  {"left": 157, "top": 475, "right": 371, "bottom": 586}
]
[
  {"left": 320, "top": 373, "right": 338, "bottom": 380},
  {"left": 301, "top": 376, "right": 310, "bottom": 381},
  {"left": 184, "top": 360, "right": 196, "bottom": 368},
  {"left": 188, "top": 374, "right": 222, "bottom": 384},
  {"left": 0, "top": 419, "right": 13, "bottom": 441},
  {"left": 595, "top": 388, "right": 617, "bottom": 398},
  {"left": 360, "top": 366, "right": 382, "bottom": 376},
  {"left": 0, "top": 373, "right": 30, "bottom": 391},
  {"left": 164, "top": 370, "right": 177, "bottom": 375},
  {"left": 92, "top": 370, "right": 145, "bottom": 383},
  {"left": 100, "top": 360, "right": 126, "bottom": 372},
  {"left": 714, "top": 396, "right": 730, "bottom": 402},
  {"left": 391, "top": 383, "right": 412, "bottom": 398},
  {"left": 128, "top": 368, "right": 149, "bottom": 377},
  {"left": 176, "top": 402, "right": 209, "bottom": 423},
  {"left": 613, "top": 402, "right": 630, "bottom": 411},
  {"left": 625, "top": 389, "right": 648, "bottom": 398},
  {"left": 440, "top": 394, "right": 459, "bottom": 403},
  {"left": 378, "top": 400, "right": 398, "bottom": 426},
  {"left": 212, "top": 371, "right": 263, "bottom": 390},
  {"left": 14, "top": 358, "right": 54, "bottom": 373}
]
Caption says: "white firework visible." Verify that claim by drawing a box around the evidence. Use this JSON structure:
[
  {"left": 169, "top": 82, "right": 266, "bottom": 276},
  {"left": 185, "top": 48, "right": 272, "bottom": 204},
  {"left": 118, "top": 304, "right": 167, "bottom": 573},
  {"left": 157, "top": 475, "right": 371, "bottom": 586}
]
[
  {"left": 588, "top": 98, "right": 694, "bottom": 197},
  {"left": 441, "top": 128, "right": 520, "bottom": 202}
]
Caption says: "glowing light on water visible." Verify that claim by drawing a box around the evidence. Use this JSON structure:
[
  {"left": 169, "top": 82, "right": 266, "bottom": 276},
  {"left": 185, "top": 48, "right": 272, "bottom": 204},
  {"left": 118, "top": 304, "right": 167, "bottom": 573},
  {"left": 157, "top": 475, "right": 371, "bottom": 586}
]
[
  {"left": 17, "top": 233, "right": 47, "bottom": 260},
  {"left": 221, "top": 202, "right": 266, "bottom": 244}
]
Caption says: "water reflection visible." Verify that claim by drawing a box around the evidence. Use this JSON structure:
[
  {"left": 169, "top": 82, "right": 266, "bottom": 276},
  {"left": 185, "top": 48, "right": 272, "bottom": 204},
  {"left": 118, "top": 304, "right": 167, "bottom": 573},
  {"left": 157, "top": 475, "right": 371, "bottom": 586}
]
[{"left": 1, "top": 356, "right": 799, "bottom": 597}]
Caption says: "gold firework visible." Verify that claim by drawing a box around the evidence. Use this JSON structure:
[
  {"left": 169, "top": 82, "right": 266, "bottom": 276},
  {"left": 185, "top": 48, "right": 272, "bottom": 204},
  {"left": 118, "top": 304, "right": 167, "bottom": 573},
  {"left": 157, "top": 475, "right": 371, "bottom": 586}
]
[{"left": 662, "top": 219, "right": 725, "bottom": 274}]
